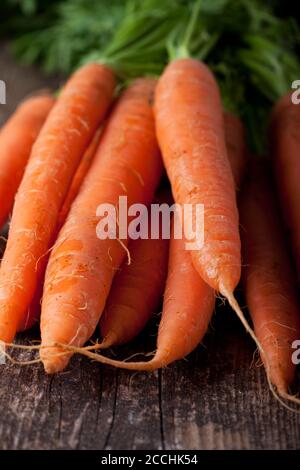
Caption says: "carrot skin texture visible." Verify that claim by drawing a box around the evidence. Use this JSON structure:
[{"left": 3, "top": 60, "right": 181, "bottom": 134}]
[
  {"left": 99, "top": 190, "right": 173, "bottom": 347},
  {"left": 57, "top": 127, "right": 102, "bottom": 231},
  {"left": 0, "top": 63, "right": 116, "bottom": 343},
  {"left": 154, "top": 230, "right": 215, "bottom": 368},
  {"left": 240, "top": 162, "right": 300, "bottom": 393},
  {"left": 0, "top": 95, "right": 55, "bottom": 228},
  {"left": 100, "top": 215, "right": 169, "bottom": 347},
  {"left": 17, "top": 127, "right": 103, "bottom": 332},
  {"left": 40, "top": 79, "right": 163, "bottom": 373},
  {"left": 154, "top": 59, "right": 241, "bottom": 294},
  {"left": 223, "top": 111, "right": 247, "bottom": 189},
  {"left": 270, "top": 92, "right": 300, "bottom": 283}
]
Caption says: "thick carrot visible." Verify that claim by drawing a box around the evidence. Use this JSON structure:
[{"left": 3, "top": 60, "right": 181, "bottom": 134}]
[
  {"left": 240, "top": 161, "right": 300, "bottom": 400},
  {"left": 0, "top": 63, "right": 116, "bottom": 343},
  {"left": 17, "top": 128, "right": 103, "bottom": 333},
  {"left": 270, "top": 92, "right": 300, "bottom": 283},
  {"left": 154, "top": 59, "right": 241, "bottom": 299},
  {"left": 98, "top": 112, "right": 246, "bottom": 351},
  {"left": 40, "top": 78, "right": 163, "bottom": 373},
  {"left": 0, "top": 95, "right": 55, "bottom": 228},
  {"left": 59, "top": 112, "right": 246, "bottom": 370}
]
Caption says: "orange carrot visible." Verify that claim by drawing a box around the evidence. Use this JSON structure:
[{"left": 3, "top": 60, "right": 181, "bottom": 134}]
[
  {"left": 17, "top": 127, "right": 103, "bottom": 333},
  {"left": 145, "top": 227, "right": 215, "bottom": 369},
  {"left": 100, "top": 195, "right": 170, "bottom": 347},
  {"left": 57, "top": 112, "right": 246, "bottom": 370},
  {"left": 240, "top": 161, "right": 300, "bottom": 400},
  {"left": 98, "top": 112, "right": 246, "bottom": 351},
  {"left": 57, "top": 127, "right": 102, "bottom": 230},
  {"left": 154, "top": 59, "right": 241, "bottom": 300},
  {"left": 0, "top": 95, "right": 55, "bottom": 228},
  {"left": 0, "top": 63, "right": 116, "bottom": 343},
  {"left": 223, "top": 111, "right": 247, "bottom": 189},
  {"left": 40, "top": 78, "right": 163, "bottom": 373},
  {"left": 270, "top": 92, "right": 300, "bottom": 283}
]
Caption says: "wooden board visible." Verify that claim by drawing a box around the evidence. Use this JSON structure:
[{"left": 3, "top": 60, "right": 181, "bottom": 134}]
[{"left": 0, "top": 42, "right": 300, "bottom": 451}]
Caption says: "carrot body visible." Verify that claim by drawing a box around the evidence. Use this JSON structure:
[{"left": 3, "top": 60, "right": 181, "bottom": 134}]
[
  {"left": 0, "top": 95, "right": 55, "bottom": 228},
  {"left": 270, "top": 92, "right": 300, "bottom": 283},
  {"left": 154, "top": 59, "right": 241, "bottom": 295},
  {"left": 240, "top": 162, "right": 300, "bottom": 394},
  {"left": 17, "top": 129, "right": 103, "bottom": 333},
  {"left": 100, "top": 199, "right": 169, "bottom": 347},
  {"left": 63, "top": 113, "right": 246, "bottom": 371},
  {"left": 57, "top": 127, "right": 102, "bottom": 230},
  {"left": 223, "top": 111, "right": 246, "bottom": 189},
  {"left": 100, "top": 231, "right": 169, "bottom": 347},
  {"left": 0, "top": 63, "right": 115, "bottom": 343},
  {"left": 40, "top": 79, "right": 163, "bottom": 373}
]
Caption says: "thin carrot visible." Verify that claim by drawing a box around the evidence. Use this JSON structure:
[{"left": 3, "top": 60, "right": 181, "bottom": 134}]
[
  {"left": 98, "top": 112, "right": 246, "bottom": 351},
  {"left": 56, "top": 127, "right": 103, "bottom": 230},
  {"left": 99, "top": 193, "right": 170, "bottom": 347},
  {"left": 0, "top": 94, "right": 55, "bottom": 228},
  {"left": 57, "top": 112, "right": 246, "bottom": 370},
  {"left": 223, "top": 111, "right": 247, "bottom": 189},
  {"left": 270, "top": 92, "right": 300, "bottom": 283},
  {"left": 145, "top": 226, "right": 215, "bottom": 369},
  {"left": 40, "top": 78, "right": 163, "bottom": 373},
  {"left": 0, "top": 63, "right": 116, "bottom": 343},
  {"left": 240, "top": 161, "right": 300, "bottom": 401}
]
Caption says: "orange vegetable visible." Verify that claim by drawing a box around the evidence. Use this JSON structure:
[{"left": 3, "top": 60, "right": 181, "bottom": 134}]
[
  {"left": 0, "top": 63, "right": 115, "bottom": 343},
  {"left": 100, "top": 193, "right": 170, "bottom": 347},
  {"left": 57, "top": 127, "right": 103, "bottom": 231},
  {"left": 223, "top": 111, "right": 247, "bottom": 189},
  {"left": 270, "top": 92, "right": 300, "bottom": 283},
  {"left": 40, "top": 78, "right": 163, "bottom": 373},
  {"left": 17, "top": 129, "right": 103, "bottom": 333},
  {"left": 0, "top": 95, "right": 55, "bottom": 228},
  {"left": 240, "top": 161, "right": 300, "bottom": 399},
  {"left": 58, "top": 112, "right": 246, "bottom": 370},
  {"left": 154, "top": 59, "right": 241, "bottom": 301}
]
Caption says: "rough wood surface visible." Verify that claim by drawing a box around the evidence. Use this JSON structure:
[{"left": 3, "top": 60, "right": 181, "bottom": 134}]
[{"left": 0, "top": 42, "right": 300, "bottom": 451}]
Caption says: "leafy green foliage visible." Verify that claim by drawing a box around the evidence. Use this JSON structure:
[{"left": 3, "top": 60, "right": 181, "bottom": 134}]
[
  {"left": 1, "top": 0, "right": 299, "bottom": 153},
  {"left": 2, "top": 0, "right": 124, "bottom": 73}
]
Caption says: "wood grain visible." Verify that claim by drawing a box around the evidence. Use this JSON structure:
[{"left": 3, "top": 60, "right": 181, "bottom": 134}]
[{"left": 0, "top": 43, "right": 300, "bottom": 451}]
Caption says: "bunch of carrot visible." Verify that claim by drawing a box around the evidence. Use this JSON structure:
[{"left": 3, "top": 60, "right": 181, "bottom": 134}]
[{"left": 0, "top": 2, "right": 300, "bottom": 409}]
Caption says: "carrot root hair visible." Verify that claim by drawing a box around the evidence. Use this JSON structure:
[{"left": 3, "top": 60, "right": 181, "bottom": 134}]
[
  {"left": 2, "top": 335, "right": 300, "bottom": 410},
  {"left": 219, "top": 286, "right": 300, "bottom": 412}
]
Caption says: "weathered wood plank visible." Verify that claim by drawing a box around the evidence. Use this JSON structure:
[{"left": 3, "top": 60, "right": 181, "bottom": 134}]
[
  {"left": 0, "top": 42, "right": 300, "bottom": 451},
  {"left": 160, "top": 308, "right": 300, "bottom": 450}
]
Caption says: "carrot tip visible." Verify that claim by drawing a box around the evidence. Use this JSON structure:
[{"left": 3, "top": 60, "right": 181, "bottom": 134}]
[
  {"left": 220, "top": 286, "right": 300, "bottom": 413},
  {"left": 40, "top": 346, "right": 71, "bottom": 374}
]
